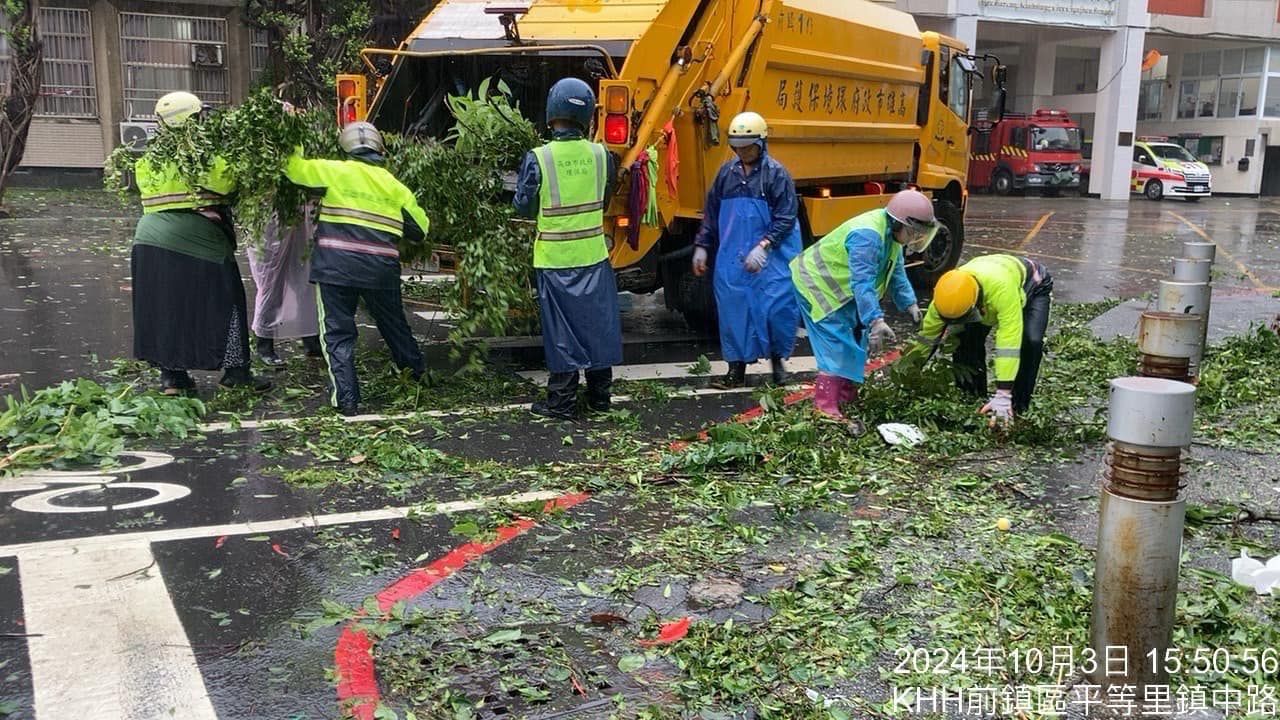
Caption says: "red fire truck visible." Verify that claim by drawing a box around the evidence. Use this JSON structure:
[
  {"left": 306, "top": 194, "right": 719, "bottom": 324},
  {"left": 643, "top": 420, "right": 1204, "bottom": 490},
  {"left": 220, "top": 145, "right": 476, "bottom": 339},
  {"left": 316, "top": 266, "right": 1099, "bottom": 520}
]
[{"left": 969, "top": 108, "right": 1084, "bottom": 196}]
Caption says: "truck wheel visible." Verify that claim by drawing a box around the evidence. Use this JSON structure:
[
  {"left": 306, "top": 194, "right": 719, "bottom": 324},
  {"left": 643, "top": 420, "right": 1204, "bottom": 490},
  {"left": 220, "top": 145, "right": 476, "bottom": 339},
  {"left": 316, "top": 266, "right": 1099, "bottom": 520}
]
[
  {"left": 992, "top": 170, "right": 1014, "bottom": 196},
  {"left": 1144, "top": 179, "right": 1164, "bottom": 201},
  {"left": 908, "top": 199, "right": 964, "bottom": 294},
  {"left": 675, "top": 267, "right": 719, "bottom": 335}
]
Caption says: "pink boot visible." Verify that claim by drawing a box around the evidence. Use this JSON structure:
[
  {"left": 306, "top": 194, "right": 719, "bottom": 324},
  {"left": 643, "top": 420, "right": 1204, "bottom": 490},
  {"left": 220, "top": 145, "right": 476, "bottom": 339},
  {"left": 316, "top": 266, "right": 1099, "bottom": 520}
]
[
  {"left": 813, "top": 374, "right": 845, "bottom": 419},
  {"left": 839, "top": 380, "right": 859, "bottom": 406}
]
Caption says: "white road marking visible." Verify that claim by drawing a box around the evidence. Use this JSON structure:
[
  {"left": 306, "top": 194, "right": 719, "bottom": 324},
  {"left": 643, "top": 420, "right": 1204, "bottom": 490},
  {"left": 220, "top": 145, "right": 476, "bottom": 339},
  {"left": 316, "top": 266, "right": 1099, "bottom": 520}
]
[
  {"left": 0, "top": 489, "right": 568, "bottom": 557},
  {"left": 519, "top": 356, "right": 819, "bottom": 385},
  {"left": 21, "top": 543, "right": 219, "bottom": 720},
  {"left": 6, "top": 488, "right": 573, "bottom": 720},
  {"left": 198, "top": 385, "right": 764, "bottom": 432},
  {"left": 413, "top": 310, "right": 456, "bottom": 323},
  {"left": 401, "top": 273, "right": 454, "bottom": 283}
]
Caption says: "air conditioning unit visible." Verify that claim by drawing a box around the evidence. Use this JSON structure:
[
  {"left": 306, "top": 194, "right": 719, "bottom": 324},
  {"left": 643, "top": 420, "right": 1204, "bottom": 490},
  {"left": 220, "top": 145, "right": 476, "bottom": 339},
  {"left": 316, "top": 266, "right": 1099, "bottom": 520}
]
[
  {"left": 119, "top": 121, "right": 159, "bottom": 152},
  {"left": 191, "top": 43, "right": 224, "bottom": 67}
]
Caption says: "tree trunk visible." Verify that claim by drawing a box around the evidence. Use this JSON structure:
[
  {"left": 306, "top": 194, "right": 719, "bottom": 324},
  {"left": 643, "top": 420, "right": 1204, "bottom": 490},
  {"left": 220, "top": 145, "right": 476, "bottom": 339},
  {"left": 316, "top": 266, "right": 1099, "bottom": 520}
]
[{"left": 0, "top": 0, "right": 43, "bottom": 215}]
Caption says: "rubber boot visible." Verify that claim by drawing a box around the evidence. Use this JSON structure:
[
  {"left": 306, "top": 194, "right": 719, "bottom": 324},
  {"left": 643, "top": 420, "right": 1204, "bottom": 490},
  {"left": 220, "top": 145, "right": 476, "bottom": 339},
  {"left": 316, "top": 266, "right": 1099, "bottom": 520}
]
[
  {"left": 160, "top": 369, "right": 195, "bottom": 396},
  {"left": 813, "top": 373, "right": 844, "bottom": 419},
  {"left": 839, "top": 379, "right": 859, "bottom": 406},
  {"left": 585, "top": 368, "right": 612, "bottom": 413},
  {"left": 302, "top": 335, "right": 323, "bottom": 359},
  {"left": 712, "top": 361, "right": 747, "bottom": 389},
  {"left": 531, "top": 371, "right": 579, "bottom": 420},
  {"left": 218, "top": 365, "right": 273, "bottom": 392},
  {"left": 769, "top": 356, "right": 787, "bottom": 386},
  {"left": 255, "top": 336, "right": 285, "bottom": 368}
]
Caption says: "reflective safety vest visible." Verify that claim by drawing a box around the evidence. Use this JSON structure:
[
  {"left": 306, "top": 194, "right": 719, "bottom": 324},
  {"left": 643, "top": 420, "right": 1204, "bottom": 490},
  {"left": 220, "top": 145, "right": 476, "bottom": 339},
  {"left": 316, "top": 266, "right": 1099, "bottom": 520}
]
[
  {"left": 284, "top": 152, "right": 430, "bottom": 260},
  {"left": 918, "top": 253, "right": 1031, "bottom": 382},
  {"left": 533, "top": 140, "right": 609, "bottom": 270},
  {"left": 790, "top": 209, "right": 897, "bottom": 323},
  {"left": 135, "top": 156, "right": 236, "bottom": 214}
]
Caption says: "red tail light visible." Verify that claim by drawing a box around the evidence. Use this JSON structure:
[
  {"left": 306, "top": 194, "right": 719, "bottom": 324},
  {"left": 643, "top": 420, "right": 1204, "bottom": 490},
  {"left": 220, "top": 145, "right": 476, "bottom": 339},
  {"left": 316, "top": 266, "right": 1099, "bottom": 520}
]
[
  {"left": 340, "top": 100, "right": 358, "bottom": 126},
  {"left": 605, "top": 114, "right": 629, "bottom": 145}
]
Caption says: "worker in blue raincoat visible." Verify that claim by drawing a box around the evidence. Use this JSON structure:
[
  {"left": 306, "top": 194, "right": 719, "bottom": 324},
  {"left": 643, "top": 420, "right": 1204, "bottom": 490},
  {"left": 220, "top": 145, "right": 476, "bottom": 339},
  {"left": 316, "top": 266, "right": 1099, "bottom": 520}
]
[
  {"left": 692, "top": 112, "right": 802, "bottom": 388},
  {"left": 790, "top": 189, "right": 938, "bottom": 435},
  {"left": 514, "top": 77, "right": 622, "bottom": 420}
]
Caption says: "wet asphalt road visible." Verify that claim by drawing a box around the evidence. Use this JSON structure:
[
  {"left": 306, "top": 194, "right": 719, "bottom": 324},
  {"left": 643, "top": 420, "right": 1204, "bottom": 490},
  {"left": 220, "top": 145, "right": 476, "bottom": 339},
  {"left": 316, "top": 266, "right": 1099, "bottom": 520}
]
[{"left": 1, "top": 191, "right": 1279, "bottom": 719}]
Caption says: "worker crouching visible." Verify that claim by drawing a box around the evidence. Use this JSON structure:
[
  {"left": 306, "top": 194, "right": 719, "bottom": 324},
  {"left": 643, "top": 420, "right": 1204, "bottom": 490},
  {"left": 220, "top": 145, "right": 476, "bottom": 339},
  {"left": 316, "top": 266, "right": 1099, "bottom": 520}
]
[
  {"left": 790, "top": 189, "right": 935, "bottom": 435},
  {"left": 514, "top": 78, "right": 623, "bottom": 420}
]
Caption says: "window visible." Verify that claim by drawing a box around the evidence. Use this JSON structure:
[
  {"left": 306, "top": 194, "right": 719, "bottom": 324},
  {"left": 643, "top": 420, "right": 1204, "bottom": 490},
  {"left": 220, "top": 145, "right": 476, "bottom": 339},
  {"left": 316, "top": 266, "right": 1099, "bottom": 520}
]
[
  {"left": 1134, "top": 147, "right": 1156, "bottom": 166},
  {"left": 948, "top": 56, "right": 969, "bottom": 121},
  {"left": 119, "top": 12, "right": 228, "bottom": 120},
  {"left": 1011, "top": 126, "right": 1027, "bottom": 150},
  {"left": 36, "top": 8, "right": 96, "bottom": 117},
  {"left": 1246, "top": 138, "right": 1257, "bottom": 157},
  {"left": 1139, "top": 79, "right": 1164, "bottom": 120},
  {"left": 1179, "top": 137, "right": 1223, "bottom": 165},
  {"left": 250, "top": 29, "right": 269, "bottom": 86},
  {"left": 1031, "top": 126, "right": 1082, "bottom": 152},
  {"left": 1245, "top": 48, "right": 1266, "bottom": 74},
  {"left": 972, "top": 129, "right": 991, "bottom": 154},
  {"left": 939, "top": 46, "right": 950, "bottom": 106},
  {"left": 1178, "top": 79, "right": 1217, "bottom": 119}
]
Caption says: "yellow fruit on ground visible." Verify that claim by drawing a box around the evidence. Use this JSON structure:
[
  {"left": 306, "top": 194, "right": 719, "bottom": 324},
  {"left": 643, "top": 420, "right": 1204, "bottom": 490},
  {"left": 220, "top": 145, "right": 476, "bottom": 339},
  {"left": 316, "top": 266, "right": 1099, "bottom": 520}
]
[{"left": 996, "top": 517, "right": 1012, "bottom": 531}]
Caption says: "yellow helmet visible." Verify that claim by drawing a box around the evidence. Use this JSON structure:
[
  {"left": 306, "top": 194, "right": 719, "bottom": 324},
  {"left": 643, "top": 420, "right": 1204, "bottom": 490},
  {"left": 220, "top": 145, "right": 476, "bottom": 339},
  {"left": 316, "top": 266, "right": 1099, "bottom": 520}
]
[
  {"left": 932, "top": 269, "right": 980, "bottom": 320},
  {"left": 727, "top": 111, "right": 768, "bottom": 148},
  {"left": 155, "top": 91, "right": 203, "bottom": 127}
]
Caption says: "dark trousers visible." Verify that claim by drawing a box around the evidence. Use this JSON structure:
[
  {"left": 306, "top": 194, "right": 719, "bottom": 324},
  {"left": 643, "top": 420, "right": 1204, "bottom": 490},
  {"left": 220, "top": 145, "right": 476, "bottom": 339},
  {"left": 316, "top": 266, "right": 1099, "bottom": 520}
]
[
  {"left": 952, "top": 273, "right": 1053, "bottom": 413},
  {"left": 316, "top": 283, "right": 425, "bottom": 409}
]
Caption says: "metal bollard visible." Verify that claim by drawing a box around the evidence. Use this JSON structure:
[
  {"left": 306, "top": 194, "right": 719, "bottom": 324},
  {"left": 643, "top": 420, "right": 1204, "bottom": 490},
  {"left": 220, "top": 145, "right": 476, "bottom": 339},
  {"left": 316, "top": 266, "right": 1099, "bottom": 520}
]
[
  {"left": 1155, "top": 281, "right": 1210, "bottom": 374},
  {"left": 1182, "top": 241, "right": 1217, "bottom": 263},
  {"left": 1171, "top": 257, "right": 1212, "bottom": 284},
  {"left": 1137, "top": 311, "right": 1201, "bottom": 383},
  {"left": 1091, "top": 377, "right": 1196, "bottom": 695}
]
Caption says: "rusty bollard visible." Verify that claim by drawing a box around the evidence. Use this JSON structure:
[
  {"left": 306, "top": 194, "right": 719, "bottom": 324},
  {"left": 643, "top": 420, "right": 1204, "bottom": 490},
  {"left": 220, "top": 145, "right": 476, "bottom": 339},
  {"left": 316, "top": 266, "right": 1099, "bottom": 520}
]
[{"left": 1090, "top": 377, "right": 1196, "bottom": 695}]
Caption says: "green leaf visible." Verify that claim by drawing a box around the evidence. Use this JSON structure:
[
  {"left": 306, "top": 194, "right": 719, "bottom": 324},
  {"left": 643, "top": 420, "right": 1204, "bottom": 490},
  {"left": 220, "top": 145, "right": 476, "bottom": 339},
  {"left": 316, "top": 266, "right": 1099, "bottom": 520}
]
[
  {"left": 576, "top": 581, "right": 598, "bottom": 597},
  {"left": 484, "top": 628, "right": 522, "bottom": 644},
  {"left": 617, "top": 655, "right": 646, "bottom": 673}
]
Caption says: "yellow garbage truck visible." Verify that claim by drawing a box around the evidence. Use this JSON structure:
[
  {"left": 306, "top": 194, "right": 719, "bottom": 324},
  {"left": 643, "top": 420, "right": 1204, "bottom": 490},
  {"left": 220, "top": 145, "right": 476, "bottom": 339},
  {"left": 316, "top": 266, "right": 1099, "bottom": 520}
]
[{"left": 356, "top": 0, "right": 1001, "bottom": 329}]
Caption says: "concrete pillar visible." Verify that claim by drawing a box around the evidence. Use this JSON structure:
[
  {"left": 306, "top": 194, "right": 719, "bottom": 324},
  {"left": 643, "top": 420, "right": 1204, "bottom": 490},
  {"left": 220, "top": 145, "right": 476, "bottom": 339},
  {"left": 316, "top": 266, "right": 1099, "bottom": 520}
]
[
  {"left": 1089, "top": 5, "right": 1148, "bottom": 200},
  {"left": 1031, "top": 39, "right": 1057, "bottom": 109},
  {"left": 225, "top": 4, "right": 252, "bottom": 103}
]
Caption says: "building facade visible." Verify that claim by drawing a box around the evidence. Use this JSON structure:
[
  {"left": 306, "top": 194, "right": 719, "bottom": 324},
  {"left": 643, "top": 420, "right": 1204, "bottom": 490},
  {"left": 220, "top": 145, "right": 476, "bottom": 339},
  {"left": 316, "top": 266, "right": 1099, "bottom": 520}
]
[
  {"left": 898, "top": 0, "right": 1280, "bottom": 197},
  {"left": 0, "top": 0, "right": 264, "bottom": 172}
]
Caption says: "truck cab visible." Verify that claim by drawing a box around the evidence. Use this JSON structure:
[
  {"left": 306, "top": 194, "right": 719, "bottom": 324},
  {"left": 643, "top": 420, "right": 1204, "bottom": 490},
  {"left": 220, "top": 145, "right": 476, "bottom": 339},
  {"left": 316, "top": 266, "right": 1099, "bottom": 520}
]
[{"left": 969, "top": 108, "right": 1083, "bottom": 196}]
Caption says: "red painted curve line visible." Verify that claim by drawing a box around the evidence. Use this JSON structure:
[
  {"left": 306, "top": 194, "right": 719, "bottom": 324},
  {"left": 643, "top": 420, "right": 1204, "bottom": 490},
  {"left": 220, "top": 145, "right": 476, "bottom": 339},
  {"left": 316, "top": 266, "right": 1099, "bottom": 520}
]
[
  {"left": 669, "top": 349, "right": 902, "bottom": 450},
  {"left": 335, "top": 492, "right": 591, "bottom": 720}
]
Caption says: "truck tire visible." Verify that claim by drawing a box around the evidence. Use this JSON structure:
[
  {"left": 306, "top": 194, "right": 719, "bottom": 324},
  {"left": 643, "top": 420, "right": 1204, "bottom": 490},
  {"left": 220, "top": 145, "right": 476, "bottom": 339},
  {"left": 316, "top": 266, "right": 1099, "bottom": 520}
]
[
  {"left": 992, "top": 170, "right": 1014, "bottom": 196},
  {"left": 676, "top": 268, "right": 718, "bottom": 335},
  {"left": 1144, "top": 179, "right": 1164, "bottom": 201},
  {"left": 908, "top": 199, "right": 964, "bottom": 295}
]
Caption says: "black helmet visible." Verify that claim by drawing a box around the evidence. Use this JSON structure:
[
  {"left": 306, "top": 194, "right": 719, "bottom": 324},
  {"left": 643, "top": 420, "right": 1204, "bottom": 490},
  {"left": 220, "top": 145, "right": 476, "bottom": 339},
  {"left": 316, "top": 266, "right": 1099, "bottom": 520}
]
[{"left": 546, "top": 78, "right": 595, "bottom": 132}]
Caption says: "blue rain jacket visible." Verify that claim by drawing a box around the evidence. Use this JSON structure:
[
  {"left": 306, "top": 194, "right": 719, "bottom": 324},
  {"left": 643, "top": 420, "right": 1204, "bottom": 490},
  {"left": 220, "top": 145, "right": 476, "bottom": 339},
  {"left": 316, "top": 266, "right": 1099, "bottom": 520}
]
[{"left": 693, "top": 145, "right": 801, "bottom": 363}]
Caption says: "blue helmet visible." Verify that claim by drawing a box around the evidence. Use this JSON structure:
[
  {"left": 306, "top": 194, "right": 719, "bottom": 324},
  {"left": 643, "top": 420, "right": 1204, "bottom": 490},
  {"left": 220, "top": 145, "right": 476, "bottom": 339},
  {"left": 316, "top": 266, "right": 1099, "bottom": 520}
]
[{"left": 546, "top": 77, "right": 595, "bottom": 131}]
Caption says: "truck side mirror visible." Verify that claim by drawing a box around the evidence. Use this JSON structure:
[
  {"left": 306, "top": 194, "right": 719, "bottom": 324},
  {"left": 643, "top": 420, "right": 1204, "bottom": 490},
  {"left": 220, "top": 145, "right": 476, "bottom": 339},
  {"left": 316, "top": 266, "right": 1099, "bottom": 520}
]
[{"left": 989, "top": 88, "right": 1006, "bottom": 122}]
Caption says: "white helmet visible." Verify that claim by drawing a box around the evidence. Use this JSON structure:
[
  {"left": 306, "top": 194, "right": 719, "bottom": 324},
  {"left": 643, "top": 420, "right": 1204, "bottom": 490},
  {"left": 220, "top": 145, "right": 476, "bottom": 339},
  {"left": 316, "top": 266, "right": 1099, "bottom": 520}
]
[
  {"left": 727, "top": 111, "right": 768, "bottom": 148},
  {"left": 155, "top": 91, "right": 203, "bottom": 127},
  {"left": 339, "top": 121, "right": 386, "bottom": 156}
]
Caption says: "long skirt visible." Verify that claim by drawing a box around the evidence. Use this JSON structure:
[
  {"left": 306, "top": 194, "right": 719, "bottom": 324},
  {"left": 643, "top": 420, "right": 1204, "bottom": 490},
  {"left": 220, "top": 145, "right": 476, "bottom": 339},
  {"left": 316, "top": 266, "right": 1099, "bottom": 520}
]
[{"left": 131, "top": 243, "right": 250, "bottom": 371}]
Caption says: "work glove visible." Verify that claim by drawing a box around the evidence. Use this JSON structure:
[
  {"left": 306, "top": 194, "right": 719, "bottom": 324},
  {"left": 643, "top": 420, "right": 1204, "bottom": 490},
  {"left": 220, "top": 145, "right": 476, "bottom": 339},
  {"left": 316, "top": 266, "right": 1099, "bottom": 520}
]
[
  {"left": 907, "top": 303, "right": 924, "bottom": 324},
  {"left": 744, "top": 242, "right": 769, "bottom": 273},
  {"left": 868, "top": 318, "right": 896, "bottom": 355},
  {"left": 980, "top": 388, "right": 1015, "bottom": 427},
  {"left": 692, "top": 247, "right": 709, "bottom": 277}
]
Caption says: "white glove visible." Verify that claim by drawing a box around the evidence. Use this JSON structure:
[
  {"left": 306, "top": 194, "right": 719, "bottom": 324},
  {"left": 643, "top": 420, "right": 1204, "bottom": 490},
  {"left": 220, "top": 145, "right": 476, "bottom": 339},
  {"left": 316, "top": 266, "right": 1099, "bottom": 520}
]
[
  {"left": 692, "top": 247, "right": 708, "bottom": 277},
  {"left": 907, "top": 303, "right": 924, "bottom": 324},
  {"left": 868, "top": 318, "right": 896, "bottom": 355},
  {"left": 980, "top": 388, "right": 1014, "bottom": 426},
  {"left": 744, "top": 243, "right": 769, "bottom": 273}
]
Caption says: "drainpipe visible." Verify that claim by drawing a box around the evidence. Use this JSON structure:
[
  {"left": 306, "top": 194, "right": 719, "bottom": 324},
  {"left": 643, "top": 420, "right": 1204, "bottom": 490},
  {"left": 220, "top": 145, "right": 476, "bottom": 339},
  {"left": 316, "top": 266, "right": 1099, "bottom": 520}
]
[{"left": 1090, "top": 377, "right": 1196, "bottom": 695}]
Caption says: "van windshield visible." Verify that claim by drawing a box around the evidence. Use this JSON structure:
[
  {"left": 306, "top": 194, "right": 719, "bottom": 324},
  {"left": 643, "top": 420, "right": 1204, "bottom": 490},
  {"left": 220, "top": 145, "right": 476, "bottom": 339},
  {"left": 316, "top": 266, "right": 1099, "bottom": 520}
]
[
  {"left": 1031, "top": 126, "right": 1082, "bottom": 151},
  {"left": 1150, "top": 144, "right": 1198, "bottom": 162}
]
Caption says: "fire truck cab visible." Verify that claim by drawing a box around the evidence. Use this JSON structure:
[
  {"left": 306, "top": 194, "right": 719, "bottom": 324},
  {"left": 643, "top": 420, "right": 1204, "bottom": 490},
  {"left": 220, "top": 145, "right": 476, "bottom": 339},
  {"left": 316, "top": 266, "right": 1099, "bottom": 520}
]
[{"left": 969, "top": 108, "right": 1084, "bottom": 196}]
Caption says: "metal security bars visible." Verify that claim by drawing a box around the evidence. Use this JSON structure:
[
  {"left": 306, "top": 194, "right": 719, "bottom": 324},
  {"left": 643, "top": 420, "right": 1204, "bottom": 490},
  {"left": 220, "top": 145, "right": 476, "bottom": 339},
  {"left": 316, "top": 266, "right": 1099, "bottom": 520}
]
[
  {"left": 37, "top": 8, "right": 97, "bottom": 118},
  {"left": 250, "top": 28, "right": 269, "bottom": 85},
  {"left": 120, "top": 12, "right": 228, "bottom": 120}
]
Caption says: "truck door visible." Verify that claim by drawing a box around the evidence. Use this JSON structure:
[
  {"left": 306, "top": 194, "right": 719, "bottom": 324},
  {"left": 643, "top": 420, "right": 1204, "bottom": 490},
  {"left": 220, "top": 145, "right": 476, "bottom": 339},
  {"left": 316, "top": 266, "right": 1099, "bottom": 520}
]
[{"left": 937, "top": 46, "right": 972, "bottom": 177}]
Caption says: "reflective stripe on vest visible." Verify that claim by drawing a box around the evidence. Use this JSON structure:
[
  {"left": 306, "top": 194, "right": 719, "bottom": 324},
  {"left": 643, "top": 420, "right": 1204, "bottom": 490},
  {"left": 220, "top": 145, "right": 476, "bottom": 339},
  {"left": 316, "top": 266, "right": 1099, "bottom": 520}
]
[
  {"left": 318, "top": 204, "right": 403, "bottom": 235},
  {"left": 790, "top": 210, "right": 896, "bottom": 324},
  {"left": 533, "top": 140, "right": 609, "bottom": 269}
]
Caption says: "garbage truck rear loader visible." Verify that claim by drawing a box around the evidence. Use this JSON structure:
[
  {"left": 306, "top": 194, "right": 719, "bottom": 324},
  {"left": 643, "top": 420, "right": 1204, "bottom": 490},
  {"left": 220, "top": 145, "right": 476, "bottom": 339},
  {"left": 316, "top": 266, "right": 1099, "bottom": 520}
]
[{"left": 362, "top": 0, "right": 998, "bottom": 331}]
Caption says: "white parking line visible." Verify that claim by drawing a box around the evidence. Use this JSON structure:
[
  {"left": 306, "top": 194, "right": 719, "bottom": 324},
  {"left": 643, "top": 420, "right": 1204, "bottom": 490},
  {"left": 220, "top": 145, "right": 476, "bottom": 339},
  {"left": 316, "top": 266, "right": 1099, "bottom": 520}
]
[
  {"left": 198, "top": 385, "right": 763, "bottom": 433},
  {"left": 519, "top": 356, "right": 819, "bottom": 385},
  {"left": 21, "top": 543, "right": 220, "bottom": 720}
]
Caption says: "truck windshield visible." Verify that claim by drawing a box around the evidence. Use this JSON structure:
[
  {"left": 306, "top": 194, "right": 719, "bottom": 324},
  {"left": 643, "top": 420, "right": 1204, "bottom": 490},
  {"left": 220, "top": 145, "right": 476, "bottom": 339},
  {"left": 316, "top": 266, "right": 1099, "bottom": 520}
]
[
  {"left": 1150, "top": 144, "right": 1198, "bottom": 162},
  {"left": 1031, "top": 126, "right": 1082, "bottom": 152}
]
